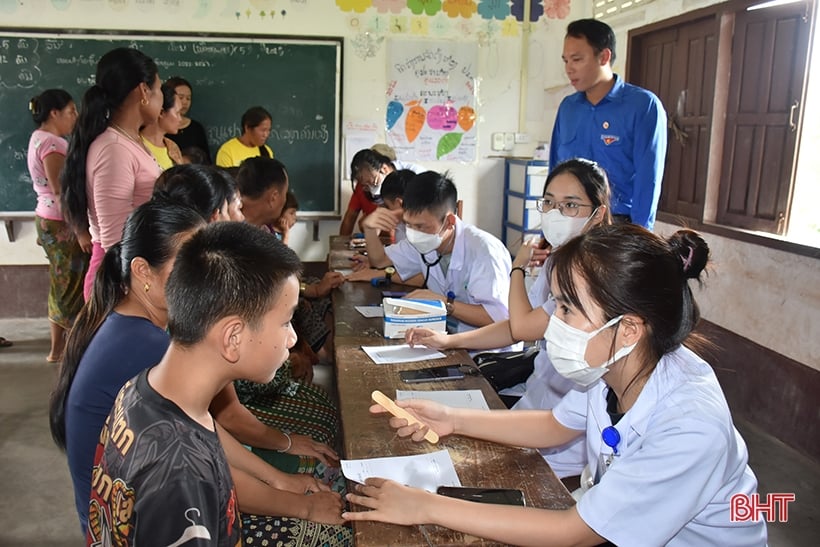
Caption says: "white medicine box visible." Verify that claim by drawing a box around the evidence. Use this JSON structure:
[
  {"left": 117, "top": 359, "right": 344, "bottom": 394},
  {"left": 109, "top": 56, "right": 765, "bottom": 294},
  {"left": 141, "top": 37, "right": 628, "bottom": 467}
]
[{"left": 382, "top": 298, "right": 446, "bottom": 339}]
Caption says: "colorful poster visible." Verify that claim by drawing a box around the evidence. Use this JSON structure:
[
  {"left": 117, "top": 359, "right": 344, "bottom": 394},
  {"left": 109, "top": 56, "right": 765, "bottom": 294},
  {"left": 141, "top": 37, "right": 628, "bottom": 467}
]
[{"left": 386, "top": 40, "right": 477, "bottom": 162}]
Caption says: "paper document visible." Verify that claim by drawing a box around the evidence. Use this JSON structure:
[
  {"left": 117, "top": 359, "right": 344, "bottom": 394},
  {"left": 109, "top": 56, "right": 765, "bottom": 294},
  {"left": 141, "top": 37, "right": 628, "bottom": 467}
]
[
  {"left": 396, "top": 389, "right": 490, "bottom": 411},
  {"left": 361, "top": 344, "right": 446, "bottom": 364},
  {"left": 333, "top": 268, "right": 354, "bottom": 276},
  {"left": 354, "top": 305, "right": 384, "bottom": 318},
  {"left": 341, "top": 449, "right": 461, "bottom": 492}
]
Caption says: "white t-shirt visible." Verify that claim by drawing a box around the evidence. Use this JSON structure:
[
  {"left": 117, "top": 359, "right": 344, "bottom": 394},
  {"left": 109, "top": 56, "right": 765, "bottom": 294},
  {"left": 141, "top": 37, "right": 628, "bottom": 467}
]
[{"left": 553, "top": 346, "right": 767, "bottom": 546}]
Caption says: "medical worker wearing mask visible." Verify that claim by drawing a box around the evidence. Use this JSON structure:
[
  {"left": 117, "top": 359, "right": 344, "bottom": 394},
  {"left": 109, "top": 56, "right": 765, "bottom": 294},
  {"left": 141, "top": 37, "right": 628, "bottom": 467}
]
[
  {"left": 346, "top": 223, "right": 767, "bottom": 547},
  {"left": 406, "top": 159, "right": 610, "bottom": 478},
  {"left": 361, "top": 171, "right": 517, "bottom": 353}
]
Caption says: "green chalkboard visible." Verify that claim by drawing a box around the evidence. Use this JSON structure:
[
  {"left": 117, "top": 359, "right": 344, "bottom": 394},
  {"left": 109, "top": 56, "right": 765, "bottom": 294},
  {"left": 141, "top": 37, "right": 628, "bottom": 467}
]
[{"left": 0, "top": 30, "right": 342, "bottom": 213}]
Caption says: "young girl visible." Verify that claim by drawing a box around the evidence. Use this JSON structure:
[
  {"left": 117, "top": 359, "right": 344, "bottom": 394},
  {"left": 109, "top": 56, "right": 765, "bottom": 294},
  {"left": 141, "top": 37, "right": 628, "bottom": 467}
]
[
  {"left": 26, "top": 89, "right": 88, "bottom": 363},
  {"left": 347, "top": 223, "right": 767, "bottom": 546},
  {"left": 406, "top": 158, "right": 611, "bottom": 478}
]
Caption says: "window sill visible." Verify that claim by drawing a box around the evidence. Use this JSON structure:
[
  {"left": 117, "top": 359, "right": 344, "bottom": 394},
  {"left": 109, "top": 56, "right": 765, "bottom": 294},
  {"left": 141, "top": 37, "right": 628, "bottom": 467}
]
[{"left": 656, "top": 212, "right": 820, "bottom": 260}]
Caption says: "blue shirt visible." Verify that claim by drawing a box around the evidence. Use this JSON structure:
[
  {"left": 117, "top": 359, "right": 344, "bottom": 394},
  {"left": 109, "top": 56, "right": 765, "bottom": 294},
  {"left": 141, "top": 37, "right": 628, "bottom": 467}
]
[
  {"left": 64, "top": 312, "right": 169, "bottom": 533},
  {"left": 550, "top": 75, "right": 667, "bottom": 229}
]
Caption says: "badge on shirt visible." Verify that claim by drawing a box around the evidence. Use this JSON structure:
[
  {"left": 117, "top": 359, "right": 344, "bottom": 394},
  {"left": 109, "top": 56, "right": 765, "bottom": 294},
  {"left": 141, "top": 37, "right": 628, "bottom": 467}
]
[{"left": 601, "top": 134, "right": 620, "bottom": 145}]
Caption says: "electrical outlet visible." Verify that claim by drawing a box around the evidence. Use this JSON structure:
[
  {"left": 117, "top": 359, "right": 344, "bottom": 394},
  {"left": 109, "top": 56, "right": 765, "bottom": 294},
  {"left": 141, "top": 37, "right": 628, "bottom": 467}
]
[
  {"left": 515, "top": 132, "right": 530, "bottom": 144},
  {"left": 504, "top": 132, "right": 515, "bottom": 151},
  {"left": 492, "top": 132, "right": 506, "bottom": 151}
]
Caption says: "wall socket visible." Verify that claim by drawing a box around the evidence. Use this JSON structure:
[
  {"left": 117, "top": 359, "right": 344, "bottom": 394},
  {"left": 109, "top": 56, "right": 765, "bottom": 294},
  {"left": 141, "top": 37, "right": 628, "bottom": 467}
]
[
  {"left": 492, "top": 132, "right": 518, "bottom": 151},
  {"left": 504, "top": 132, "right": 515, "bottom": 151},
  {"left": 491, "top": 132, "right": 506, "bottom": 151}
]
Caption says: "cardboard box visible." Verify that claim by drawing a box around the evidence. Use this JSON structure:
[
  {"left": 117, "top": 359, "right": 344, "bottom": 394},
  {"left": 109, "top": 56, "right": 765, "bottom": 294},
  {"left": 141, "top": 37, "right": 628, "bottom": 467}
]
[{"left": 382, "top": 298, "right": 446, "bottom": 339}]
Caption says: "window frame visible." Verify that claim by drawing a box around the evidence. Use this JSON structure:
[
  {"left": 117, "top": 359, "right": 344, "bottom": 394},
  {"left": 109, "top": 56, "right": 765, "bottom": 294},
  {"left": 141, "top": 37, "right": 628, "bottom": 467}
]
[{"left": 626, "top": 0, "right": 819, "bottom": 260}]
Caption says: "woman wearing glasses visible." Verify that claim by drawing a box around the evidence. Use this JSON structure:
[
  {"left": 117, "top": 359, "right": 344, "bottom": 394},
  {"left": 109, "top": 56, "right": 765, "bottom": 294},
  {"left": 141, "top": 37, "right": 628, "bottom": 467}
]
[{"left": 406, "top": 158, "right": 611, "bottom": 479}]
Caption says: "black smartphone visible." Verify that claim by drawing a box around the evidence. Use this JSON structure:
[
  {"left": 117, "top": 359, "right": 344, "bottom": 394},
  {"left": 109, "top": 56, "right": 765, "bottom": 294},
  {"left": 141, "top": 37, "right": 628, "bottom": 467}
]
[
  {"left": 381, "top": 290, "right": 408, "bottom": 298},
  {"left": 436, "top": 486, "right": 526, "bottom": 506},
  {"left": 399, "top": 365, "right": 466, "bottom": 383}
]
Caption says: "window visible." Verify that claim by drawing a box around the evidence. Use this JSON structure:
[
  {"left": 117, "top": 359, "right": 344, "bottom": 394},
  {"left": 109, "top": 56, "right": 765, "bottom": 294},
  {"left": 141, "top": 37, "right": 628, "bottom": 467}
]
[
  {"left": 627, "top": 0, "right": 818, "bottom": 250},
  {"left": 594, "top": 0, "right": 657, "bottom": 19}
]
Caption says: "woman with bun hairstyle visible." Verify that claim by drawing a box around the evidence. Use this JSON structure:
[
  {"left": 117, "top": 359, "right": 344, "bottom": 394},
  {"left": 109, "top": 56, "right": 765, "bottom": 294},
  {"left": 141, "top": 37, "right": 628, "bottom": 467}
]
[
  {"left": 27, "top": 89, "right": 89, "bottom": 363},
  {"left": 347, "top": 223, "right": 767, "bottom": 547},
  {"left": 61, "top": 47, "right": 163, "bottom": 300}
]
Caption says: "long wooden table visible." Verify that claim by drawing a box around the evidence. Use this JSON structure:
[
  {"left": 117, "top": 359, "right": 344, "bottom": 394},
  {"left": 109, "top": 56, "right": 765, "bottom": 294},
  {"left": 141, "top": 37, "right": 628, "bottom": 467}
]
[{"left": 330, "top": 236, "right": 574, "bottom": 546}]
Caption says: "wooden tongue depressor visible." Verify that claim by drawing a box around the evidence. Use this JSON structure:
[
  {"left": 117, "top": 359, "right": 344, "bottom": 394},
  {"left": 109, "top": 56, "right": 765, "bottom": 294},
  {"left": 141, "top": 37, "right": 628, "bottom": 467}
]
[{"left": 371, "top": 390, "right": 440, "bottom": 444}]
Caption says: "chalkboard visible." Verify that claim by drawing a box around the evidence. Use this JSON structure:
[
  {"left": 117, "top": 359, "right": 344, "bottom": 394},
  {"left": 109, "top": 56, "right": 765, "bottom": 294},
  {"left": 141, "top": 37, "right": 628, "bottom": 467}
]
[{"left": 0, "top": 30, "right": 342, "bottom": 214}]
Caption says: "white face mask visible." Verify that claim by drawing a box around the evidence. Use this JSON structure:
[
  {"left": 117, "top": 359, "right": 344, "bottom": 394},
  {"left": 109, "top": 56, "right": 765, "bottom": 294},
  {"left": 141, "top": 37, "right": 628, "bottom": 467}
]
[
  {"left": 406, "top": 226, "right": 443, "bottom": 255},
  {"left": 540, "top": 208, "right": 595, "bottom": 248},
  {"left": 368, "top": 171, "right": 384, "bottom": 197},
  {"left": 545, "top": 314, "right": 636, "bottom": 387}
]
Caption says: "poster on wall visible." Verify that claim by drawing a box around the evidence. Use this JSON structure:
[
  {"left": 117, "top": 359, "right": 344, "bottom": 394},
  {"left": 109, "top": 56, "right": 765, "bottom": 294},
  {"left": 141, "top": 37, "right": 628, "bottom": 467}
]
[{"left": 386, "top": 40, "right": 478, "bottom": 163}]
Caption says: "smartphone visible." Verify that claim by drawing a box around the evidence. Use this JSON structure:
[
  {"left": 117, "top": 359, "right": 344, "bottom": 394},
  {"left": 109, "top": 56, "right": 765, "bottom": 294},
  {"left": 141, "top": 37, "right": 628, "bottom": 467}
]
[
  {"left": 399, "top": 365, "right": 466, "bottom": 383},
  {"left": 381, "top": 290, "right": 408, "bottom": 298},
  {"left": 436, "top": 486, "right": 526, "bottom": 506}
]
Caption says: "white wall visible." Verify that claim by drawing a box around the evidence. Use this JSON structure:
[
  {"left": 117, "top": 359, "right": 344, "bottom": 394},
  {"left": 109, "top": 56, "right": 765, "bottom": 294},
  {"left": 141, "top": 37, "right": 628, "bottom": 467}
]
[{"left": 1, "top": 0, "right": 817, "bottom": 369}]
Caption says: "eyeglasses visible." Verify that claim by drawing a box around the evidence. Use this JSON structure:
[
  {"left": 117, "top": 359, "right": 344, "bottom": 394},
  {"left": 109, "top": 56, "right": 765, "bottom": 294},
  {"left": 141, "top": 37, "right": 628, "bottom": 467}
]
[{"left": 535, "top": 198, "right": 594, "bottom": 217}]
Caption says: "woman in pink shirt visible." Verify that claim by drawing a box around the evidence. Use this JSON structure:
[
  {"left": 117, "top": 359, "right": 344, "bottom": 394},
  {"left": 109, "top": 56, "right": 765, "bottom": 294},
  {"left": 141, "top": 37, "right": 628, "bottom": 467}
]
[
  {"left": 26, "top": 89, "right": 88, "bottom": 362},
  {"left": 61, "top": 48, "right": 163, "bottom": 300}
]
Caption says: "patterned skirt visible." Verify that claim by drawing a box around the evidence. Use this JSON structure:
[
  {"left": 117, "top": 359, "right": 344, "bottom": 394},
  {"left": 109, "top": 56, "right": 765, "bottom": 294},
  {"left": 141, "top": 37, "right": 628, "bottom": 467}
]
[
  {"left": 241, "top": 514, "right": 353, "bottom": 547},
  {"left": 35, "top": 216, "right": 89, "bottom": 328},
  {"left": 235, "top": 360, "right": 340, "bottom": 481},
  {"left": 236, "top": 362, "right": 351, "bottom": 546}
]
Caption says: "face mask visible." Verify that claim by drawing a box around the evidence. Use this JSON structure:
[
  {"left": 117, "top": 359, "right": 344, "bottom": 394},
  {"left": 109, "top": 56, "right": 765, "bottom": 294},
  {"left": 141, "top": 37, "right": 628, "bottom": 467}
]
[
  {"left": 540, "top": 208, "right": 596, "bottom": 248},
  {"left": 406, "top": 226, "right": 443, "bottom": 255},
  {"left": 545, "top": 314, "right": 636, "bottom": 387},
  {"left": 368, "top": 172, "right": 384, "bottom": 197}
]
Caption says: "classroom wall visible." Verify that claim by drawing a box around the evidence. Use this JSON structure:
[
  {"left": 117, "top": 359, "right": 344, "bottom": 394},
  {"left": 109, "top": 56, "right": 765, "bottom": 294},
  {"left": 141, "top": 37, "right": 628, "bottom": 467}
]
[
  {"left": 1, "top": 0, "right": 818, "bottom": 370},
  {"left": 0, "top": 0, "right": 585, "bottom": 265}
]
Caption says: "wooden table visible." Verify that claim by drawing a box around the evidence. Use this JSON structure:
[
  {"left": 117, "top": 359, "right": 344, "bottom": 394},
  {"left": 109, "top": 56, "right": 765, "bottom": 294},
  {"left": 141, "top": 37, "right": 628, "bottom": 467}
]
[{"left": 330, "top": 237, "right": 574, "bottom": 546}]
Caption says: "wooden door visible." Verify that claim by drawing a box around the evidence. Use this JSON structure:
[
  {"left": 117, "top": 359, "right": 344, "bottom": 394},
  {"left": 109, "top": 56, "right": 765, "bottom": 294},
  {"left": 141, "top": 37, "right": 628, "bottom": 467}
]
[
  {"left": 629, "top": 16, "right": 719, "bottom": 220},
  {"left": 718, "top": 2, "right": 812, "bottom": 233}
]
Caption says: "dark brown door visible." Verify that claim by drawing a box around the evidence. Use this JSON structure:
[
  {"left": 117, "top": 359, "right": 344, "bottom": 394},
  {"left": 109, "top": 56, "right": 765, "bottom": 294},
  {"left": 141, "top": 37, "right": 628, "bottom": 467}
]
[
  {"left": 718, "top": 2, "right": 812, "bottom": 233},
  {"left": 629, "top": 16, "right": 719, "bottom": 220}
]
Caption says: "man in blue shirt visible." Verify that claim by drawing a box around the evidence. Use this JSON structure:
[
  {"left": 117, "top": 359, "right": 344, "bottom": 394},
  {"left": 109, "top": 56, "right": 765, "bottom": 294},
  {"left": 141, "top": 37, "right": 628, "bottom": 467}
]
[{"left": 550, "top": 19, "right": 667, "bottom": 230}]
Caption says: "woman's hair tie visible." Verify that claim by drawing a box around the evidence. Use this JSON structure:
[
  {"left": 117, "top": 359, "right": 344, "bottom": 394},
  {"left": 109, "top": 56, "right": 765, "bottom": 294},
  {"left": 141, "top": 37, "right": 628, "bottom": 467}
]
[{"left": 681, "top": 245, "right": 694, "bottom": 272}]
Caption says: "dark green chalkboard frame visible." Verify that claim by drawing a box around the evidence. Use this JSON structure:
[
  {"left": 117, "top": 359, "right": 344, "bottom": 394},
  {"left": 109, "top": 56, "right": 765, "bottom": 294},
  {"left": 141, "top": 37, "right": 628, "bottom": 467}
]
[{"left": 0, "top": 29, "right": 342, "bottom": 215}]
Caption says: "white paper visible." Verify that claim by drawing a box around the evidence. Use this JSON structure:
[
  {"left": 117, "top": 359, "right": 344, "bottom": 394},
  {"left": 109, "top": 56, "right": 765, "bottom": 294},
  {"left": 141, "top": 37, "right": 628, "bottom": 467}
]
[
  {"left": 396, "top": 389, "right": 490, "bottom": 411},
  {"left": 333, "top": 268, "right": 354, "bottom": 276},
  {"left": 341, "top": 449, "right": 461, "bottom": 492},
  {"left": 361, "top": 344, "right": 446, "bottom": 364},
  {"left": 355, "top": 305, "right": 384, "bottom": 318}
]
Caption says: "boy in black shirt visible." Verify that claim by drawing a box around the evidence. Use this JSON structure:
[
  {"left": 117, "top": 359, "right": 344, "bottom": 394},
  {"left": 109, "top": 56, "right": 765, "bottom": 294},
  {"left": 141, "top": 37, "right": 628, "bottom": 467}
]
[{"left": 88, "top": 222, "right": 303, "bottom": 546}]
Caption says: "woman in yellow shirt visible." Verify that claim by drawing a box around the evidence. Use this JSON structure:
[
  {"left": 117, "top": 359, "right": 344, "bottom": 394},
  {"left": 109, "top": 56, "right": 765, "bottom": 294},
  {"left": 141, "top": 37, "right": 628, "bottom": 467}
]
[
  {"left": 140, "top": 82, "right": 182, "bottom": 170},
  {"left": 216, "top": 106, "right": 273, "bottom": 167}
]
